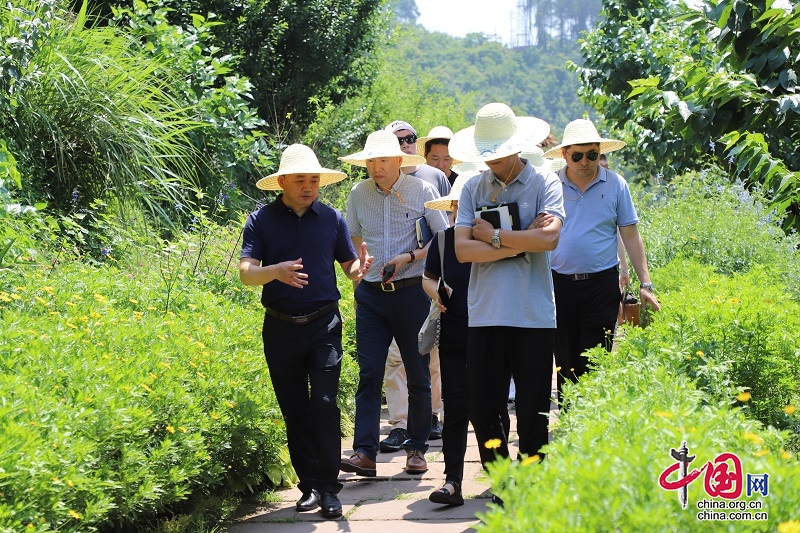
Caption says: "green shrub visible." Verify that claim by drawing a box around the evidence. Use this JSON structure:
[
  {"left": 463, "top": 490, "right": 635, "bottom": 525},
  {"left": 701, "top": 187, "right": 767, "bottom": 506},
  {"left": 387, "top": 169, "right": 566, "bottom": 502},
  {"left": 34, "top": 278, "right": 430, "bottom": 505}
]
[
  {"left": 0, "top": 243, "right": 360, "bottom": 531},
  {"left": 645, "top": 258, "right": 800, "bottom": 440},
  {"left": 633, "top": 168, "right": 800, "bottom": 296},
  {"left": 477, "top": 339, "right": 800, "bottom": 532}
]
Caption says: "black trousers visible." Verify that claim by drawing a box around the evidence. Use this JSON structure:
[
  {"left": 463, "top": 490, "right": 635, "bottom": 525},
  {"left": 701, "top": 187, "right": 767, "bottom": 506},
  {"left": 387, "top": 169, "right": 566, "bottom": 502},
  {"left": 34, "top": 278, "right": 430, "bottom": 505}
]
[
  {"left": 262, "top": 308, "right": 343, "bottom": 495},
  {"left": 552, "top": 269, "right": 620, "bottom": 403},
  {"left": 467, "top": 326, "right": 554, "bottom": 467},
  {"left": 438, "top": 319, "right": 469, "bottom": 484}
]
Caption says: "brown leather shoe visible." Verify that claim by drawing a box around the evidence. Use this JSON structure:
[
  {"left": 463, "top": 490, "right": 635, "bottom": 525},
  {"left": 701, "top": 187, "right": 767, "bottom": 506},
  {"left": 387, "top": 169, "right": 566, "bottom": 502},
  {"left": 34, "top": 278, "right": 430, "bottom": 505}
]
[
  {"left": 340, "top": 451, "right": 377, "bottom": 477},
  {"left": 405, "top": 449, "right": 428, "bottom": 474}
]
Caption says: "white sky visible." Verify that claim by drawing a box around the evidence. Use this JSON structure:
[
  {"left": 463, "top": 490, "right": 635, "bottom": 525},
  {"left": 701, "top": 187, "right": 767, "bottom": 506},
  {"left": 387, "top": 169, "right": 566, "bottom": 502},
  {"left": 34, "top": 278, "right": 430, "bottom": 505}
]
[{"left": 415, "top": 0, "right": 519, "bottom": 45}]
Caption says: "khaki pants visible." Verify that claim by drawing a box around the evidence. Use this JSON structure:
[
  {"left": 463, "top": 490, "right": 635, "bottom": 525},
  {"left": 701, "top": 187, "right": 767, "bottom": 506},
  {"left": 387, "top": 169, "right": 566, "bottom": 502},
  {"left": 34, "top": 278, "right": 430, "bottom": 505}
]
[{"left": 384, "top": 339, "right": 442, "bottom": 429}]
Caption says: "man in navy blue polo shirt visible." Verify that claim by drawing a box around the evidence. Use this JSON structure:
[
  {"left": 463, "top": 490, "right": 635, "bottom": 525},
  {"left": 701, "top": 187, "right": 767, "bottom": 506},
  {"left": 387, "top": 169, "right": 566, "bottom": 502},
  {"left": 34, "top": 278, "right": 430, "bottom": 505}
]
[{"left": 239, "top": 144, "right": 372, "bottom": 519}]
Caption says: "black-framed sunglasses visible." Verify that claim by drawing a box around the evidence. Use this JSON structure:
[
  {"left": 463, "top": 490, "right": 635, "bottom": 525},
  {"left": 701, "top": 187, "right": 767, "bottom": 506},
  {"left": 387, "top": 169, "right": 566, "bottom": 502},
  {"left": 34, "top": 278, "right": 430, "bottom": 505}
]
[
  {"left": 570, "top": 150, "right": 600, "bottom": 163},
  {"left": 396, "top": 134, "right": 417, "bottom": 145}
]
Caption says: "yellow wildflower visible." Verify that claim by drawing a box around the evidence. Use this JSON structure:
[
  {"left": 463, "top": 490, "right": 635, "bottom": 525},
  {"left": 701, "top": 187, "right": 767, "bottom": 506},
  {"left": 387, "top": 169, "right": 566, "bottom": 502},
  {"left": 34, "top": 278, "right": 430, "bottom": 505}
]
[
  {"left": 780, "top": 449, "right": 792, "bottom": 460},
  {"left": 521, "top": 454, "right": 541, "bottom": 467},
  {"left": 737, "top": 391, "right": 751, "bottom": 402},
  {"left": 695, "top": 350, "right": 705, "bottom": 357},
  {"left": 743, "top": 432, "right": 763, "bottom": 445},
  {"left": 68, "top": 510, "right": 82, "bottom": 520},
  {"left": 484, "top": 438, "right": 502, "bottom": 450},
  {"left": 654, "top": 411, "right": 673, "bottom": 418},
  {"left": 166, "top": 425, "right": 175, "bottom": 434},
  {"left": 728, "top": 298, "right": 741, "bottom": 304},
  {"left": 778, "top": 521, "right": 800, "bottom": 533},
  {"left": 754, "top": 449, "right": 769, "bottom": 457},
  {"left": 141, "top": 383, "right": 152, "bottom": 392},
  {"left": 784, "top": 405, "right": 796, "bottom": 415}
]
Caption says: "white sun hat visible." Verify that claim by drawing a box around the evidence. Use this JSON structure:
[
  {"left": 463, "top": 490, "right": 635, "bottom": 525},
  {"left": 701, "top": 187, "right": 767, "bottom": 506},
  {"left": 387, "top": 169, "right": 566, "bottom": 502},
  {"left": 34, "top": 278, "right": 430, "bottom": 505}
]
[
  {"left": 448, "top": 103, "right": 550, "bottom": 163},
  {"left": 543, "top": 119, "right": 626, "bottom": 159},
  {"left": 339, "top": 130, "right": 426, "bottom": 167},
  {"left": 256, "top": 144, "right": 347, "bottom": 191},
  {"left": 424, "top": 165, "right": 484, "bottom": 211},
  {"left": 416, "top": 125, "right": 463, "bottom": 164},
  {"left": 520, "top": 145, "right": 547, "bottom": 168}
]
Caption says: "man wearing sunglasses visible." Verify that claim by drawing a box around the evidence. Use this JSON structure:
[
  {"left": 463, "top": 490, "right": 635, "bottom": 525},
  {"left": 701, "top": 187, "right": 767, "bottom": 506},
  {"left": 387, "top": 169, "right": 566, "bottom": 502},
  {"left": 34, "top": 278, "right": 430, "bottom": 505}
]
[
  {"left": 543, "top": 119, "right": 660, "bottom": 403},
  {"left": 378, "top": 120, "right": 451, "bottom": 455}
]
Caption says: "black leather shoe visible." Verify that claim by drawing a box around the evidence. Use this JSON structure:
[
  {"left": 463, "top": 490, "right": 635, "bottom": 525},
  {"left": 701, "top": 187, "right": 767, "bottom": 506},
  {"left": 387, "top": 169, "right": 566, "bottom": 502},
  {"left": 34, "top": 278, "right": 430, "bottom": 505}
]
[
  {"left": 296, "top": 489, "right": 320, "bottom": 512},
  {"left": 379, "top": 427, "right": 409, "bottom": 452},
  {"left": 319, "top": 491, "right": 342, "bottom": 518},
  {"left": 429, "top": 415, "right": 442, "bottom": 440}
]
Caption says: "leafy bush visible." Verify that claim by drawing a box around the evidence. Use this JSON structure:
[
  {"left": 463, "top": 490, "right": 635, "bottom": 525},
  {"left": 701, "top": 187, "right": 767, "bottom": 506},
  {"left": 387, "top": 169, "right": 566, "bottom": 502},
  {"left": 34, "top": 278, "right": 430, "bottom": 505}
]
[
  {"left": 477, "top": 339, "right": 800, "bottom": 532},
  {"left": 633, "top": 169, "right": 800, "bottom": 293},
  {"left": 0, "top": 239, "right": 359, "bottom": 531},
  {"left": 644, "top": 258, "right": 800, "bottom": 439}
]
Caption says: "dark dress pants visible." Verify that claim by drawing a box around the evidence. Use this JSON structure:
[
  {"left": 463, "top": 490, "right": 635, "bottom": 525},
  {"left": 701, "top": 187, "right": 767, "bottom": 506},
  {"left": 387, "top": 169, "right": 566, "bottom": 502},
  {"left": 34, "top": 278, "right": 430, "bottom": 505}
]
[
  {"left": 263, "top": 308, "right": 343, "bottom": 495},
  {"left": 438, "top": 318, "right": 469, "bottom": 484},
  {"left": 352, "top": 282, "right": 431, "bottom": 459},
  {"left": 552, "top": 271, "right": 620, "bottom": 403},
  {"left": 467, "top": 326, "right": 554, "bottom": 467}
]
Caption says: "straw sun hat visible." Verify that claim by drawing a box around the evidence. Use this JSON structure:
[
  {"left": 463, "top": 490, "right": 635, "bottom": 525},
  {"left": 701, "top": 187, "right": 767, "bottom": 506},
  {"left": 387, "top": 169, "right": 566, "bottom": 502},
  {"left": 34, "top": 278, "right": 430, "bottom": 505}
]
[
  {"left": 339, "top": 130, "right": 426, "bottom": 167},
  {"left": 256, "top": 144, "right": 346, "bottom": 191},
  {"left": 543, "top": 119, "right": 626, "bottom": 159},
  {"left": 424, "top": 162, "right": 487, "bottom": 211},
  {"left": 448, "top": 103, "right": 550, "bottom": 163},
  {"left": 414, "top": 125, "right": 463, "bottom": 165},
  {"left": 520, "top": 145, "right": 547, "bottom": 168}
]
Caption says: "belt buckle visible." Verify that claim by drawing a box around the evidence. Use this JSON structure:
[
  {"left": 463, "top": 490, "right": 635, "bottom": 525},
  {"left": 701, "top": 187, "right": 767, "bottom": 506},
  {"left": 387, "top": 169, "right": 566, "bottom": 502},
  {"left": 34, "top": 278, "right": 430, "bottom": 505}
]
[
  {"left": 292, "top": 315, "right": 310, "bottom": 325},
  {"left": 381, "top": 282, "right": 395, "bottom": 292},
  {"left": 573, "top": 273, "right": 590, "bottom": 281}
]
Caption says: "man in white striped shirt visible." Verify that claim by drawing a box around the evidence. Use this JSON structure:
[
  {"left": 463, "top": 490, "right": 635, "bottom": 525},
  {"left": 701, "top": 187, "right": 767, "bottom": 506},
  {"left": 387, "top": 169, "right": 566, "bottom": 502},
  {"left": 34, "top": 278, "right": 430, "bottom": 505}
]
[{"left": 338, "top": 130, "right": 449, "bottom": 477}]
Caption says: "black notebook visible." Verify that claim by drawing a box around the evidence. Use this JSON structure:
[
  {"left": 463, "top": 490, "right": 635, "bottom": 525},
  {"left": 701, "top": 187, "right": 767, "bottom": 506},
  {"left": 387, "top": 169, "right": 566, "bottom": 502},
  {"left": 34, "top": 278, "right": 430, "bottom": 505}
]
[
  {"left": 475, "top": 202, "right": 522, "bottom": 230},
  {"left": 415, "top": 216, "right": 433, "bottom": 248},
  {"left": 475, "top": 202, "right": 524, "bottom": 258}
]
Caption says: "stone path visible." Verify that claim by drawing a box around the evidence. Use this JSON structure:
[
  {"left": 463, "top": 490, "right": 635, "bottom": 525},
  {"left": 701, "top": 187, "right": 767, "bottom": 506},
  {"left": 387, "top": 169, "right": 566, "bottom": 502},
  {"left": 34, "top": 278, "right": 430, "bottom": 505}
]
[{"left": 224, "top": 371, "right": 558, "bottom": 533}]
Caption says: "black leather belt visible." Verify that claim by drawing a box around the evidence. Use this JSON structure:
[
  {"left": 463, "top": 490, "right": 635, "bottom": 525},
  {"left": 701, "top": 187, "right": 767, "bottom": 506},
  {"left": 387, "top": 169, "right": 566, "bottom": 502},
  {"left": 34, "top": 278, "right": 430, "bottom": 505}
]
[
  {"left": 552, "top": 265, "right": 618, "bottom": 281},
  {"left": 362, "top": 276, "right": 422, "bottom": 292},
  {"left": 264, "top": 301, "right": 338, "bottom": 325}
]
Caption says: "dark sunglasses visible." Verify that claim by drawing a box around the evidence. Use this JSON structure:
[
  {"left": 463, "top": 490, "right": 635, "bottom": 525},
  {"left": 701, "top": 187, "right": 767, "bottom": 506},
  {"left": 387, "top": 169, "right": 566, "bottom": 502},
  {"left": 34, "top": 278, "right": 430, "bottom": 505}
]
[
  {"left": 570, "top": 150, "right": 600, "bottom": 163},
  {"left": 396, "top": 134, "right": 417, "bottom": 145}
]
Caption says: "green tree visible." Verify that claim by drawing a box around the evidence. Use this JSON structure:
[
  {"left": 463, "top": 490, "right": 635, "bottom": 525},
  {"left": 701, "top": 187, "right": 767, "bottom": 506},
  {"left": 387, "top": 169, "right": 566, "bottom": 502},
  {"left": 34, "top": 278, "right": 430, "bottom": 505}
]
[
  {"left": 574, "top": 0, "right": 800, "bottom": 231},
  {"left": 148, "top": 0, "right": 392, "bottom": 137}
]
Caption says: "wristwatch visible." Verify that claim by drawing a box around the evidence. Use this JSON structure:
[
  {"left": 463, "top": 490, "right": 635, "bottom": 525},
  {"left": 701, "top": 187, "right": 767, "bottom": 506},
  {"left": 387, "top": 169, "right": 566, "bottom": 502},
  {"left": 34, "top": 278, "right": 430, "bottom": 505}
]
[
  {"left": 640, "top": 282, "right": 655, "bottom": 292},
  {"left": 490, "top": 229, "right": 501, "bottom": 249}
]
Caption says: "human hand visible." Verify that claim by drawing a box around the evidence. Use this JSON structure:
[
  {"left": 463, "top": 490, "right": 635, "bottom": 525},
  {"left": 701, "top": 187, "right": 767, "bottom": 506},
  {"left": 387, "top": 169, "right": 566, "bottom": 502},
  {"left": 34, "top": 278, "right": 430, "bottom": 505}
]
[
  {"left": 619, "top": 270, "right": 630, "bottom": 289},
  {"left": 528, "top": 212, "right": 555, "bottom": 229},
  {"left": 357, "top": 242, "right": 373, "bottom": 279},
  {"left": 640, "top": 288, "right": 661, "bottom": 312},
  {"left": 471, "top": 217, "right": 496, "bottom": 244},
  {"left": 276, "top": 258, "right": 308, "bottom": 288}
]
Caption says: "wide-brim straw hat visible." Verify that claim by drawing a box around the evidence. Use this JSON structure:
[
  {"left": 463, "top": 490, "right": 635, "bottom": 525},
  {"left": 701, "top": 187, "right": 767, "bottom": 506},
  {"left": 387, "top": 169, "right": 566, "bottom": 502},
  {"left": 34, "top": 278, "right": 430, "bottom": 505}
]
[
  {"left": 339, "top": 130, "right": 426, "bottom": 168},
  {"left": 256, "top": 144, "right": 347, "bottom": 190},
  {"left": 520, "top": 145, "right": 546, "bottom": 168},
  {"left": 424, "top": 163, "right": 486, "bottom": 211},
  {"left": 448, "top": 103, "right": 550, "bottom": 163},
  {"left": 416, "top": 125, "right": 463, "bottom": 164},
  {"left": 543, "top": 119, "right": 626, "bottom": 159}
]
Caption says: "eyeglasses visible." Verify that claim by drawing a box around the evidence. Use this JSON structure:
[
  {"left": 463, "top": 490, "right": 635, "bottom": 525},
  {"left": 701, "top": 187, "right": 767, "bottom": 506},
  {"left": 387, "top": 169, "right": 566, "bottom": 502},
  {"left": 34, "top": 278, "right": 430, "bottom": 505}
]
[
  {"left": 570, "top": 150, "right": 600, "bottom": 163},
  {"left": 396, "top": 134, "right": 417, "bottom": 145}
]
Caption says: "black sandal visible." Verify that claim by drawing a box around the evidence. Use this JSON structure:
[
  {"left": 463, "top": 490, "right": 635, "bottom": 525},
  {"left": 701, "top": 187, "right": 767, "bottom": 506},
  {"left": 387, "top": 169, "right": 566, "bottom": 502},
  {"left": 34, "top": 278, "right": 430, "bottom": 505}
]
[{"left": 429, "top": 481, "right": 464, "bottom": 506}]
